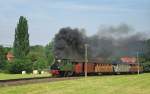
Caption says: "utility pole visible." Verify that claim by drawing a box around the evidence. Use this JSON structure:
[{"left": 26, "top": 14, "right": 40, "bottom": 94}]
[
  {"left": 85, "top": 44, "right": 88, "bottom": 77},
  {"left": 137, "top": 52, "right": 140, "bottom": 75}
]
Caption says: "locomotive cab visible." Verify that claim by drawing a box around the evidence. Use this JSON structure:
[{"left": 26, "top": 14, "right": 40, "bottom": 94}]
[{"left": 50, "top": 59, "right": 74, "bottom": 77}]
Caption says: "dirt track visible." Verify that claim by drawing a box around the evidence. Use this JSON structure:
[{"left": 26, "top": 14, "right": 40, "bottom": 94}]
[{"left": 0, "top": 77, "right": 81, "bottom": 87}]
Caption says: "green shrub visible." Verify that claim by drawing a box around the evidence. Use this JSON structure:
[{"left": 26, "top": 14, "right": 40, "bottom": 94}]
[
  {"left": 142, "top": 61, "right": 150, "bottom": 72},
  {"left": 9, "top": 59, "right": 33, "bottom": 74},
  {"left": 33, "top": 58, "right": 48, "bottom": 71},
  {"left": 0, "top": 61, "right": 11, "bottom": 73}
]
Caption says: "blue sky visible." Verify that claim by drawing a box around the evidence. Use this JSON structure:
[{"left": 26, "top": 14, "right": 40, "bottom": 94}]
[{"left": 0, "top": 0, "right": 150, "bottom": 46}]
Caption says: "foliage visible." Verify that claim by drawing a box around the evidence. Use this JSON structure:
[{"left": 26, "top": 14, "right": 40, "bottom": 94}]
[
  {"left": 8, "top": 59, "right": 33, "bottom": 74},
  {"left": 0, "top": 61, "right": 10, "bottom": 73},
  {"left": 139, "top": 39, "right": 150, "bottom": 72},
  {"left": 142, "top": 61, "right": 150, "bottom": 72},
  {"left": 33, "top": 58, "right": 48, "bottom": 71},
  {"left": 13, "top": 16, "right": 30, "bottom": 58},
  {"left": 45, "top": 42, "right": 54, "bottom": 65},
  {"left": 30, "top": 45, "right": 45, "bottom": 53},
  {"left": 0, "top": 46, "right": 11, "bottom": 72},
  {"left": 27, "top": 52, "right": 40, "bottom": 62},
  {"left": 27, "top": 45, "right": 49, "bottom": 71},
  {"left": 27, "top": 45, "right": 47, "bottom": 61},
  {"left": 0, "top": 46, "right": 12, "bottom": 73},
  {"left": 141, "top": 39, "right": 150, "bottom": 61},
  {"left": 0, "top": 45, "right": 6, "bottom": 69},
  {"left": 3, "top": 47, "right": 12, "bottom": 54}
]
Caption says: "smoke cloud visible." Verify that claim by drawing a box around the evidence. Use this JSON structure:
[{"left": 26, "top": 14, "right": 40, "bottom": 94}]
[
  {"left": 54, "top": 27, "right": 85, "bottom": 59},
  {"left": 54, "top": 24, "right": 148, "bottom": 60}
]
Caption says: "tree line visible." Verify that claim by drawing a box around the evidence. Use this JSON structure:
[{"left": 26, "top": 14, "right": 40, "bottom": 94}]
[{"left": 0, "top": 16, "right": 54, "bottom": 73}]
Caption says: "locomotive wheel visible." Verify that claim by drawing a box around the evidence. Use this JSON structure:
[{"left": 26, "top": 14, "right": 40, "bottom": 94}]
[
  {"left": 59, "top": 71, "right": 65, "bottom": 77},
  {"left": 61, "top": 71, "right": 74, "bottom": 77},
  {"left": 67, "top": 71, "right": 74, "bottom": 77}
]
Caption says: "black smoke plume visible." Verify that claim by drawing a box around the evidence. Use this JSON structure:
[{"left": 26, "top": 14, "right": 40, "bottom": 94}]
[
  {"left": 54, "top": 24, "right": 148, "bottom": 60},
  {"left": 54, "top": 27, "right": 85, "bottom": 59}
]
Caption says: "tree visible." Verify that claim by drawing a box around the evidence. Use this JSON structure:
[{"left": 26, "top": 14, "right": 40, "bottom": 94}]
[
  {"left": 9, "top": 59, "right": 33, "bottom": 74},
  {"left": 33, "top": 58, "right": 48, "bottom": 71},
  {"left": 27, "top": 45, "right": 47, "bottom": 62},
  {"left": 45, "top": 42, "right": 54, "bottom": 65},
  {"left": 0, "top": 45, "right": 6, "bottom": 70},
  {"left": 27, "top": 52, "right": 39, "bottom": 62},
  {"left": 13, "top": 16, "right": 30, "bottom": 58},
  {"left": 145, "top": 39, "right": 150, "bottom": 60},
  {"left": 141, "top": 39, "right": 150, "bottom": 72},
  {"left": 0, "top": 46, "right": 12, "bottom": 72},
  {"left": 142, "top": 61, "right": 150, "bottom": 72},
  {"left": 27, "top": 45, "right": 49, "bottom": 71}
]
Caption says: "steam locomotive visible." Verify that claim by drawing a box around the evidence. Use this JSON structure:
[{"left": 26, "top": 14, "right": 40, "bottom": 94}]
[{"left": 50, "top": 57, "right": 143, "bottom": 77}]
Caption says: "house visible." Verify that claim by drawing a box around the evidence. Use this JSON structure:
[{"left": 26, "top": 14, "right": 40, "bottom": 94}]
[
  {"left": 120, "top": 56, "right": 137, "bottom": 64},
  {"left": 6, "top": 52, "right": 14, "bottom": 61}
]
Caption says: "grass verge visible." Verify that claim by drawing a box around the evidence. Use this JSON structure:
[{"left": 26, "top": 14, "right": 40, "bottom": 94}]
[{"left": 0, "top": 73, "right": 150, "bottom": 94}]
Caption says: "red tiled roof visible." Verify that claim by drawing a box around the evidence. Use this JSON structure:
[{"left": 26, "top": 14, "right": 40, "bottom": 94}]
[
  {"left": 120, "top": 57, "right": 137, "bottom": 64},
  {"left": 6, "top": 52, "right": 14, "bottom": 61}
]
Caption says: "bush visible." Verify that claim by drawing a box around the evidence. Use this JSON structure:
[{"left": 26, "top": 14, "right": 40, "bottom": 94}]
[
  {"left": 33, "top": 58, "right": 48, "bottom": 71},
  {"left": 9, "top": 59, "right": 33, "bottom": 74},
  {"left": 0, "top": 61, "right": 7, "bottom": 71},
  {"left": 142, "top": 61, "right": 150, "bottom": 72},
  {"left": 0, "top": 61, "right": 11, "bottom": 73}
]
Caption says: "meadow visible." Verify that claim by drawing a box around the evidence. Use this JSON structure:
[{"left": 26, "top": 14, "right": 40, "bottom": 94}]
[{"left": 0, "top": 73, "right": 150, "bottom": 94}]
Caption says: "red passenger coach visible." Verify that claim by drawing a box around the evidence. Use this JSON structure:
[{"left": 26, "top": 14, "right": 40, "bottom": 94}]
[{"left": 74, "top": 63, "right": 83, "bottom": 74}]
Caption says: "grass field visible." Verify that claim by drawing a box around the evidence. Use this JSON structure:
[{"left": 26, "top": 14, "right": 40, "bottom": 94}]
[
  {"left": 0, "top": 73, "right": 51, "bottom": 80},
  {"left": 0, "top": 73, "right": 150, "bottom": 94}
]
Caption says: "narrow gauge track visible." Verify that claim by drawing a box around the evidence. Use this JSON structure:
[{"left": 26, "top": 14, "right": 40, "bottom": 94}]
[{"left": 0, "top": 77, "right": 81, "bottom": 87}]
